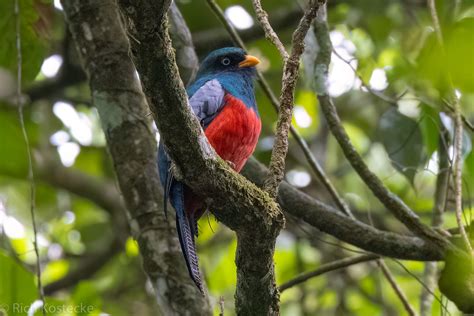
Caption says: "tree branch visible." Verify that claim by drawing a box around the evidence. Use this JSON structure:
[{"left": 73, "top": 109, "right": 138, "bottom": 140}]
[
  {"left": 442, "top": 100, "right": 474, "bottom": 133},
  {"left": 428, "top": 0, "right": 472, "bottom": 253},
  {"left": 251, "top": 0, "right": 289, "bottom": 60},
  {"left": 263, "top": 0, "right": 322, "bottom": 198},
  {"left": 26, "top": 64, "right": 86, "bottom": 103},
  {"left": 36, "top": 154, "right": 126, "bottom": 222},
  {"left": 278, "top": 253, "right": 379, "bottom": 292},
  {"left": 192, "top": 1, "right": 354, "bottom": 54},
  {"left": 26, "top": 30, "right": 86, "bottom": 102},
  {"left": 310, "top": 3, "right": 451, "bottom": 251},
  {"left": 193, "top": 6, "right": 302, "bottom": 54},
  {"left": 205, "top": 0, "right": 352, "bottom": 217},
  {"left": 377, "top": 261, "right": 416, "bottom": 316},
  {"left": 44, "top": 238, "right": 122, "bottom": 295},
  {"left": 243, "top": 158, "right": 444, "bottom": 261},
  {"left": 60, "top": 0, "right": 211, "bottom": 314},
  {"left": 168, "top": 2, "right": 199, "bottom": 85},
  {"left": 35, "top": 153, "right": 130, "bottom": 297},
  {"left": 117, "top": 0, "right": 285, "bottom": 313}
]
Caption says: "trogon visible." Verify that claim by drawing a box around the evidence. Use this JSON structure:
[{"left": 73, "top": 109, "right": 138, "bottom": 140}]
[{"left": 158, "top": 47, "right": 261, "bottom": 291}]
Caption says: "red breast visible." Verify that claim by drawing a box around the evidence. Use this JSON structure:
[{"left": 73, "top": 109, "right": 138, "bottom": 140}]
[{"left": 205, "top": 94, "right": 261, "bottom": 172}]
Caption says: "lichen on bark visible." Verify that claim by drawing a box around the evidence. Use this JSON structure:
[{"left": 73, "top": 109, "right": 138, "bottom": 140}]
[{"left": 61, "top": 0, "right": 211, "bottom": 314}]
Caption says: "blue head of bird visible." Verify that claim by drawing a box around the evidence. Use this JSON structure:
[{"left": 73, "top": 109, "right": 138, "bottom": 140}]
[
  {"left": 188, "top": 47, "right": 260, "bottom": 109},
  {"left": 196, "top": 47, "right": 260, "bottom": 78}
]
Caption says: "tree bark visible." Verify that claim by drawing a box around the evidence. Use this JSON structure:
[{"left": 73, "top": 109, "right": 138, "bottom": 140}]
[
  {"left": 60, "top": 0, "right": 211, "bottom": 314},
  {"left": 117, "top": 1, "right": 285, "bottom": 314}
]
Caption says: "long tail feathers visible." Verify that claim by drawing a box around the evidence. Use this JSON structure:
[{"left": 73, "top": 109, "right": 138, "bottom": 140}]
[
  {"left": 172, "top": 183, "right": 204, "bottom": 293},
  {"left": 159, "top": 144, "right": 203, "bottom": 292},
  {"left": 176, "top": 211, "right": 203, "bottom": 292}
]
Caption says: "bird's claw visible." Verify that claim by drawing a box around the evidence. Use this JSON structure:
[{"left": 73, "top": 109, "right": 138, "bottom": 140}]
[{"left": 225, "top": 160, "right": 236, "bottom": 170}]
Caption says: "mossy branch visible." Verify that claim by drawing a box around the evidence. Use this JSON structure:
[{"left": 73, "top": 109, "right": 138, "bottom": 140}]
[
  {"left": 118, "top": 0, "right": 285, "bottom": 313},
  {"left": 60, "top": 0, "right": 211, "bottom": 314}
]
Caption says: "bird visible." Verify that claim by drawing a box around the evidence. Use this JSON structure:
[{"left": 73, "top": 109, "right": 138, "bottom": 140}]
[{"left": 158, "top": 47, "right": 261, "bottom": 292}]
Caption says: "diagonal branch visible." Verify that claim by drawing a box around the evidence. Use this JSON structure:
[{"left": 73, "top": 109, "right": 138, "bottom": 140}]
[
  {"left": 310, "top": 2, "right": 452, "bottom": 251},
  {"left": 262, "top": 0, "right": 322, "bottom": 198},
  {"left": 168, "top": 2, "right": 199, "bottom": 85},
  {"left": 251, "top": 0, "right": 289, "bottom": 60},
  {"left": 60, "top": 0, "right": 211, "bottom": 314},
  {"left": 428, "top": 0, "right": 472, "bottom": 253},
  {"left": 44, "top": 238, "right": 122, "bottom": 295},
  {"left": 206, "top": 0, "right": 352, "bottom": 217},
  {"left": 313, "top": 6, "right": 420, "bottom": 314},
  {"left": 243, "top": 158, "right": 444, "bottom": 261},
  {"left": 193, "top": 7, "right": 302, "bottom": 54},
  {"left": 36, "top": 154, "right": 126, "bottom": 222},
  {"left": 278, "top": 253, "right": 379, "bottom": 292},
  {"left": 442, "top": 100, "right": 474, "bottom": 133},
  {"left": 117, "top": 0, "right": 285, "bottom": 313},
  {"left": 377, "top": 261, "right": 416, "bottom": 316}
]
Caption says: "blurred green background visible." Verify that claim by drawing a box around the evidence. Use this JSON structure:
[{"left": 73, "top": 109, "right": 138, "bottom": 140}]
[{"left": 0, "top": 0, "right": 472, "bottom": 315}]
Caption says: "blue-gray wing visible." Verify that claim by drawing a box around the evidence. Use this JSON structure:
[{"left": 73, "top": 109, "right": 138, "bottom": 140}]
[{"left": 189, "top": 79, "right": 225, "bottom": 127}]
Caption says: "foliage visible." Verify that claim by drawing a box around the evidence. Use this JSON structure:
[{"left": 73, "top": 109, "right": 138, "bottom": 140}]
[{"left": 0, "top": 0, "right": 472, "bottom": 315}]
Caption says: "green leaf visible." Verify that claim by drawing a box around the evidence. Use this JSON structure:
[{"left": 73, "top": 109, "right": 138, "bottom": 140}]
[
  {"left": 446, "top": 18, "right": 474, "bottom": 93},
  {"left": 0, "top": 250, "right": 38, "bottom": 316},
  {"left": 377, "top": 108, "right": 426, "bottom": 184},
  {"left": 439, "top": 250, "right": 474, "bottom": 313},
  {"left": 125, "top": 237, "right": 139, "bottom": 257},
  {"left": 42, "top": 260, "right": 69, "bottom": 285},
  {"left": 72, "top": 282, "right": 102, "bottom": 316},
  {"left": 0, "top": 111, "right": 28, "bottom": 177},
  {"left": 0, "top": 0, "right": 48, "bottom": 83},
  {"left": 419, "top": 104, "right": 440, "bottom": 156}
]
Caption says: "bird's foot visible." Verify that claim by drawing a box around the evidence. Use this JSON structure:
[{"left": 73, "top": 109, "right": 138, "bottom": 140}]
[{"left": 225, "top": 160, "right": 236, "bottom": 170}]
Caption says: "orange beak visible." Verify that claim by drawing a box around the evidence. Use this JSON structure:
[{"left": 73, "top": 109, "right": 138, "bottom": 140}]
[{"left": 238, "top": 55, "right": 260, "bottom": 68}]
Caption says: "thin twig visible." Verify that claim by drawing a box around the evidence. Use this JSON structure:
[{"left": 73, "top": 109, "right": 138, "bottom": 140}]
[
  {"left": 251, "top": 0, "right": 289, "bottom": 60},
  {"left": 206, "top": 0, "right": 353, "bottom": 217},
  {"left": 292, "top": 127, "right": 353, "bottom": 217},
  {"left": 452, "top": 103, "right": 471, "bottom": 252},
  {"left": 442, "top": 99, "right": 474, "bottom": 132},
  {"left": 319, "top": 88, "right": 449, "bottom": 246},
  {"left": 331, "top": 48, "right": 398, "bottom": 105},
  {"left": 278, "top": 253, "right": 379, "bottom": 292},
  {"left": 427, "top": 0, "right": 444, "bottom": 45},
  {"left": 14, "top": 0, "right": 45, "bottom": 314},
  {"left": 393, "top": 259, "right": 450, "bottom": 315},
  {"left": 428, "top": 0, "right": 472, "bottom": 253},
  {"left": 218, "top": 296, "right": 225, "bottom": 316},
  {"left": 192, "top": 6, "right": 304, "bottom": 54},
  {"left": 261, "top": 0, "right": 322, "bottom": 198},
  {"left": 377, "top": 261, "right": 417, "bottom": 316},
  {"left": 363, "top": 181, "right": 418, "bottom": 316}
]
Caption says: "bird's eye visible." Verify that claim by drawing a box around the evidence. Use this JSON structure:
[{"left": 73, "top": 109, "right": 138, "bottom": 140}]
[{"left": 221, "top": 57, "right": 231, "bottom": 66}]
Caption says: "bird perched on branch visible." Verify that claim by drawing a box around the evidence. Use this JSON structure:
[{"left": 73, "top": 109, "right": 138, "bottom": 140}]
[{"left": 158, "top": 47, "right": 261, "bottom": 292}]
